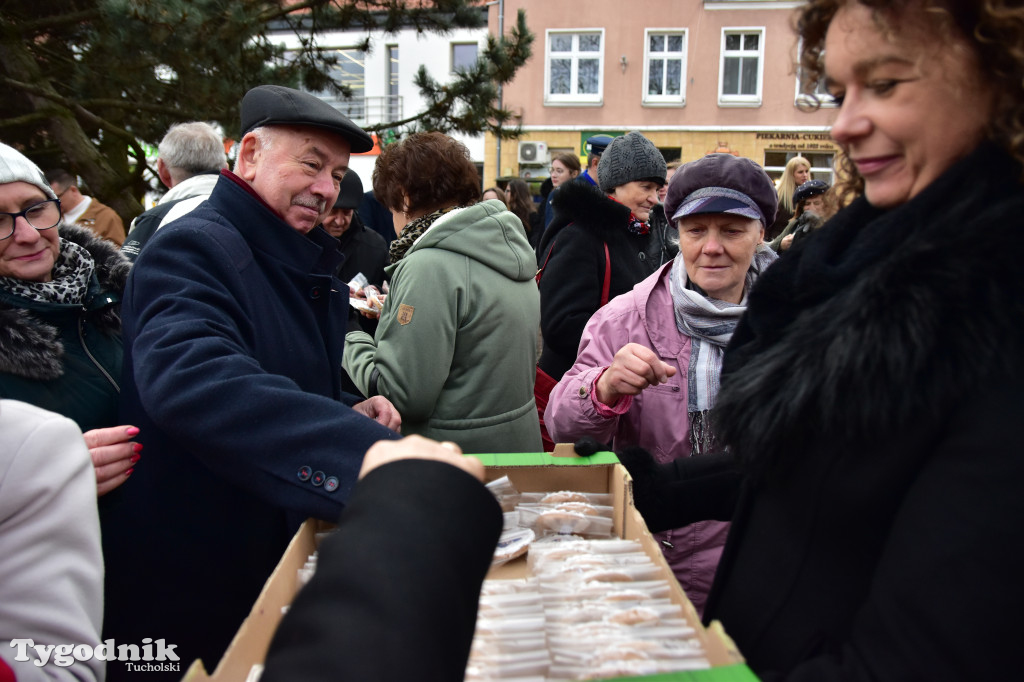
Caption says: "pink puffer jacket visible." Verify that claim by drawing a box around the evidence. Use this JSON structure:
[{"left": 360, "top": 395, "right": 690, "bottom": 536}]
[{"left": 544, "top": 261, "right": 729, "bottom": 615}]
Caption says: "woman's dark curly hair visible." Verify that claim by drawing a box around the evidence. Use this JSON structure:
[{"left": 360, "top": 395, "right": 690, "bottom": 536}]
[
  {"left": 372, "top": 132, "right": 482, "bottom": 215},
  {"left": 797, "top": 0, "right": 1024, "bottom": 188}
]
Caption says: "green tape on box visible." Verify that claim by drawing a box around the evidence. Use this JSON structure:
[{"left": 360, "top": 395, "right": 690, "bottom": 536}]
[
  {"left": 606, "top": 664, "right": 759, "bottom": 681},
  {"left": 472, "top": 451, "right": 620, "bottom": 467}
]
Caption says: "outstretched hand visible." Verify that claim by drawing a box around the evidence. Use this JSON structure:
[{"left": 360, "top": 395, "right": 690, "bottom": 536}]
[
  {"left": 359, "top": 435, "right": 484, "bottom": 481},
  {"left": 595, "top": 343, "right": 677, "bottom": 406},
  {"left": 353, "top": 396, "right": 402, "bottom": 433}
]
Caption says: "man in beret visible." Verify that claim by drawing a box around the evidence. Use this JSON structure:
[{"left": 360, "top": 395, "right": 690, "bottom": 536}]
[{"left": 102, "top": 85, "right": 403, "bottom": 679}]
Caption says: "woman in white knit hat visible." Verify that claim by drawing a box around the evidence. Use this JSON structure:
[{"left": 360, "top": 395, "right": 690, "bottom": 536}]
[{"left": 0, "top": 142, "right": 138, "bottom": 496}]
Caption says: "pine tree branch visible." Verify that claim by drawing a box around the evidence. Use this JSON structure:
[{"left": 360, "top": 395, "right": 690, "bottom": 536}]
[
  {"left": 4, "top": 8, "right": 103, "bottom": 35},
  {"left": 0, "top": 75, "right": 148, "bottom": 183}
]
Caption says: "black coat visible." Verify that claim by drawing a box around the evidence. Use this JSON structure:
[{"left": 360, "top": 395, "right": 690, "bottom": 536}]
[
  {"left": 102, "top": 175, "right": 401, "bottom": 679},
  {"left": 536, "top": 182, "right": 663, "bottom": 380},
  {"left": 334, "top": 213, "right": 389, "bottom": 396},
  {"left": 333, "top": 213, "right": 388, "bottom": 290},
  {"left": 262, "top": 459, "right": 502, "bottom": 682},
  {"left": 636, "top": 141, "right": 1024, "bottom": 680}
]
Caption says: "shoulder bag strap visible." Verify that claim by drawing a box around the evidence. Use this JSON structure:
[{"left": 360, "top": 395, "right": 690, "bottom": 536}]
[{"left": 600, "top": 241, "right": 611, "bottom": 306}]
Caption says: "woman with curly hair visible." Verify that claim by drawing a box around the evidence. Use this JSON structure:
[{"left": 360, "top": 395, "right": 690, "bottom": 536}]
[
  {"left": 619, "top": 1, "right": 1024, "bottom": 678},
  {"left": 343, "top": 132, "right": 541, "bottom": 453}
]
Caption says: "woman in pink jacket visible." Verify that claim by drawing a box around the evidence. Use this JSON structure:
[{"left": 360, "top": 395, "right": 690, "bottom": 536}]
[{"left": 545, "top": 153, "right": 778, "bottom": 615}]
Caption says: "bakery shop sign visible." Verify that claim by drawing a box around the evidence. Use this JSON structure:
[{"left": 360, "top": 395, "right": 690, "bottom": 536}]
[{"left": 756, "top": 132, "right": 837, "bottom": 152}]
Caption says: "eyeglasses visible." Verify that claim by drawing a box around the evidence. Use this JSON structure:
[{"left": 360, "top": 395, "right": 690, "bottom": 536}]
[{"left": 0, "top": 199, "right": 62, "bottom": 240}]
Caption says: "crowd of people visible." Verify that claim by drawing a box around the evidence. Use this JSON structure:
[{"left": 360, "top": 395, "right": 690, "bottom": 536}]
[{"left": 1, "top": 0, "right": 1022, "bottom": 680}]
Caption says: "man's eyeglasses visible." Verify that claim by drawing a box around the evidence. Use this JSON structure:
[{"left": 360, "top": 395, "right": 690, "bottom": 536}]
[{"left": 0, "top": 199, "right": 62, "bottom": 240}]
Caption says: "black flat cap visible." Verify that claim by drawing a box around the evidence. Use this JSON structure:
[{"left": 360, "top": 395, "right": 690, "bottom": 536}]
[
  {"left": 241, "top": 85, "right": 374, "bottom": 153},
  {"left": 333, "top": 169, "right": 364, "bottom": 209}
]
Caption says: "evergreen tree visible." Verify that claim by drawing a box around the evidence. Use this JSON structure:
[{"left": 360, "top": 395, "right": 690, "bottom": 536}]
[{"left": 0, "top": 0, "right": 532, "bottom": 221}]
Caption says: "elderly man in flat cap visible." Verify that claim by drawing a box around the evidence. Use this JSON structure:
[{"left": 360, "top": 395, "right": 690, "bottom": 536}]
[{"left": 101, "top": 85, "right": 404, "bottom": 678}]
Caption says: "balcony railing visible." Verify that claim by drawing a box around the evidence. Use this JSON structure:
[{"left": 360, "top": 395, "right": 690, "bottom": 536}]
[{"left": 317, "top": 95, "right": 404, "bottom": 126}]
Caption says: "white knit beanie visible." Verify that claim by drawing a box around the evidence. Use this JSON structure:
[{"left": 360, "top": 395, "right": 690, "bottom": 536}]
[{"left": 0, "top": 143, "right": 58, "bottom": 200}]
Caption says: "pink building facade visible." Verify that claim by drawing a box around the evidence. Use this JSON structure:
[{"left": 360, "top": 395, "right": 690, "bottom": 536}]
[{"left": 485, "top": 0, "right": 839, "bottom": 185}]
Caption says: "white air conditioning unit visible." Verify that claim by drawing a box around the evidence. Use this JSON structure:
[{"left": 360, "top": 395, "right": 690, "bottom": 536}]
[{"left": 518, "top": 141, "right": 550, "bottom": 165}]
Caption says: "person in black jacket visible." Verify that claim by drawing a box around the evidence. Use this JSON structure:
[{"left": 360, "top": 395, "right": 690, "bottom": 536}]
[
  {"left": 358, "top": 188, "right": 397, "bottom": 243},
  {"left": 261, "top": 435, "right": 501, "bottom": 682},
  {"left": 323, "top": 169, "right": 388, "bottom": 397},
  {"left": 102, "top": 86, "right": 402, "bottom": 680},
  {"left": 504, "top": 178, "right": 544, "bottom": 254},
  {"left": 324, "top": 169, "right": 388, "bottom": 294},
  {"left": 618, "top": 1, "right": 1024, "bottom": 679},
  {"left": 535, "top": 131, "right": 666, "bottom": 450}
]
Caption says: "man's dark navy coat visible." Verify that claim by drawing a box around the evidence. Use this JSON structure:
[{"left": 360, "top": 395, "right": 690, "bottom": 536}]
[{"left": 101, "top": 173, "right": 400, "bottom": 679}]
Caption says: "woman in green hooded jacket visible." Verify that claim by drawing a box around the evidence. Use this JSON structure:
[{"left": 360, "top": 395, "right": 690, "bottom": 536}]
[{"left": 344, "top": 133, "right": 541, "bottom": 454}]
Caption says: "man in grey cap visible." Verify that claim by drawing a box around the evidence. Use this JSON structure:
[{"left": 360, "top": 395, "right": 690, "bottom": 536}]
[{"left": 102, "top": 85, "right": 402, "bottom": 678}]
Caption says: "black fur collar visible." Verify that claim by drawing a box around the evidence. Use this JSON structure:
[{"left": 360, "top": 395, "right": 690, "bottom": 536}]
[
  {"left": 715, "top": 142, "right": 1024, "bottom": 476},
  {"left": 0, "top": 223, "right": 130, "bottom": 381},
  {"left": 538, "top": 180, "right": 630, "bottom": 255}
]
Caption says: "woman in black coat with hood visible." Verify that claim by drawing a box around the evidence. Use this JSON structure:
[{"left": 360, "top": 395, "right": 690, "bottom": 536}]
[{"left": 535, "top": 132, "right": 667, "bottom": 449}]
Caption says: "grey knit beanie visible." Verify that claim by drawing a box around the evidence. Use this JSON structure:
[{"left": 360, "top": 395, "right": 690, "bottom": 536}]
[
  {"left": 0, "top": 143, "right": 57, "bottom": 200},
  {"left": 597, "top": 132, "right": 667, "bottom": 193}
]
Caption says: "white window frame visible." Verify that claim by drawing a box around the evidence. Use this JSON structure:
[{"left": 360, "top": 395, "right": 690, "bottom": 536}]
[
  {"left": 283, "top": 46, "right": 367, "bottom": 122},
  {"left": 544, "top": 29, "right": 605, "bottom": 106},
  {"left": 451, "top": 42, "right": 479, "bottom": 74},
  {"left": 794, "top": 76, "right": 838, "bottom": 108},
  {"left": 642, "top": 29, "right": 687, "bottom": 106},
  {"left": 793, "top": 40, "right": 837, "bottom": 108},
  {"left": 718, "top": 27, "right": 764, "bottom": 107}
]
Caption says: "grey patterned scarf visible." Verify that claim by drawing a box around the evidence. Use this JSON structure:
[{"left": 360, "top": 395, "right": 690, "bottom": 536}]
[
  {"left": 0, "top": 237, "right": 94, "bottom": 305},
  {"left": 669, "top": 246, "right": 777, "bottom": 454}
]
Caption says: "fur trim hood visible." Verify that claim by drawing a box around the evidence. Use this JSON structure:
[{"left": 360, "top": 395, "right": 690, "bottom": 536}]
[
  {"left": 0, "top": 223, "right": 130, "bottom": 381},
  {"left": 714, "top": 142, "right": 1024, "bottom": 480},
  {"left": 538, "top": 180, "right": 630, "bottom": 256}
]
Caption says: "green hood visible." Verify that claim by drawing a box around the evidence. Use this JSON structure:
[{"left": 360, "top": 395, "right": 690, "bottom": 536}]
[{"left": 389, "top": 199, "right": 536, "bottom": 282}]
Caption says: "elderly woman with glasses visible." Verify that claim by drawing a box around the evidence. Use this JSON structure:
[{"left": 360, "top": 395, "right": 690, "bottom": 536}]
[{"left": 0, "top": 143, "right": 137, "bottom": 496}]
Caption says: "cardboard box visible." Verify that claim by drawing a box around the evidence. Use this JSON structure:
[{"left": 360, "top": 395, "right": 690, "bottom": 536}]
[{"left": 182, "top": 448, "right": 757, "bottom": 682}]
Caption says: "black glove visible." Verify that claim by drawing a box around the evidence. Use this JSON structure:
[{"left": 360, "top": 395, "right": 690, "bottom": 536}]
[
  {"left": 617, "top": 447, "right": 743, "bottom": 533},
  {"left": 573, "top": 437, "right": 609, "bottom": 457}
]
